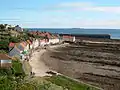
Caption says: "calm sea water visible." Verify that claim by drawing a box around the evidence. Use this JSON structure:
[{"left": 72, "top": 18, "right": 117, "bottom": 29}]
[{"left": 27, "top": 28, "right": 120, "bottom": 39}]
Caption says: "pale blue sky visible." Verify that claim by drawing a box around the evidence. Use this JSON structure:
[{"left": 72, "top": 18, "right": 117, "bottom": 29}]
[{"left": 0, "top": 0, "right": 120, "bottom": 28}]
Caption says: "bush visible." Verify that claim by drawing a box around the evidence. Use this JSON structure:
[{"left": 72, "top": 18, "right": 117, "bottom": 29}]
[
  {"left": 9, "top": 37, "right": 20, "bottom": 43},
  {"left": 0, "top": 50, "right": 7, "bottom": 54},
  {"left": 12, "top": 60, "right": 25, "bottom": 77},
  {"left": 0, "top": 69, "right": 12, "bottom": 76},
  {"left": 0, "top": 40, "right": 9, "bottom": 49}
]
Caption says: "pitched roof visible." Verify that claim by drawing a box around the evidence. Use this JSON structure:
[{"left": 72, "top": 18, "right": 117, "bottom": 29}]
[
  {"left": 63, "top": 35, "right": 73, "bottom": 38},
  {"left": 9, "top": 42, "right": 15, "bottom": 47},
  {"left": 15, "top": 43, "right": 24, "bottom": 51},
  {"left": 14, "top": 46, "right": 21, "bottom": 52},
  {"left": 0, "top": 54, "right": 12, "bottom": 60},
  {"left": 19, "top": 41, "right": 28, "bottom": 48},
  {"left": 27, "top": 40, "right": 32, "bottom": 45},
  {"left": 20, "top": 43, "right": 26, "bottom": 48},
  {"left": 22, "top": 42, "right": 27, "bottom": 46},
  {"left": 29, "top": 31, "right": 55, "bottom": 39}
]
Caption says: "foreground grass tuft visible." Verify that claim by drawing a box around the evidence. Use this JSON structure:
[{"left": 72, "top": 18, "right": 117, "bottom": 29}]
[{"left": 46, "top": 75, "right": 99, "bottom": 90}]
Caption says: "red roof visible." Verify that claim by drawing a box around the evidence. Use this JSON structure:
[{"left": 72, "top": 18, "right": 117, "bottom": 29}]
[
  {"left": 63, "top": 35, "right": 72, "bottom": 38},
  {"left": 29, "top": 31, "right": 54, "bottom": 39},
  {"left": 45, "top": 32, "right": 52, "bottom": 38},
  {"left": 29, "top": 31, "right": 37, "bottom": 35},
  {"left": 9, "top": 42, "right": 15, "bottom": 47}
]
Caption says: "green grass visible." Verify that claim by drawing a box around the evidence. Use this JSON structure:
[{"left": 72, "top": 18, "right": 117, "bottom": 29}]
[
  {"left": 47, "top": 75, "right": 99, "bottom": 90},
  {"left": 0, "top": 59, "right": 100, "bottom": 90},
  {"left": 0, "top": 60, "right": 36, "bottom": 90},
  {"left": 12, "top": 60, "right": 25, "bottom": 76}
]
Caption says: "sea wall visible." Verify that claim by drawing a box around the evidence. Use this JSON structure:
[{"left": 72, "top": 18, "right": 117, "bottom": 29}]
[{"left": 59, "top": 34, "right": 111, "bottom": 39}]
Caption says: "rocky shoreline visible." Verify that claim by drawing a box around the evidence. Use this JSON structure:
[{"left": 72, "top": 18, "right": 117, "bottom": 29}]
[{"left": 41, "top": 40, "right": 120, "bottom": 90}]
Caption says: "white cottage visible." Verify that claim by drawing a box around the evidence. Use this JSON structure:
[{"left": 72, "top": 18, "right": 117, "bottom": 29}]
[
  {"left": 40, "top": 39, "right": 48, "bottom": 46},
  {"left": 73, "top": 36, "right": 76, "bottom": 42},
  {"left": 27, "top": 40, "right": 33, "bottom": 49},
  {"left": 32, "top": 39, "right": 39, "bottom": 49},
  {"left": 0, "top": 54, "right": 13, "bottom": 68},
  {"left": 19, "top": 42, "right": 29, "bottom": 52},
  {"left": 49, "top": 38, "right": 59, "bottom": 44}
]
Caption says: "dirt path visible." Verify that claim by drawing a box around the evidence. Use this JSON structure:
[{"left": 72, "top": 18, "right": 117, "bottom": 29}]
[
  {"left": 29, "top": 49, "right": 51, "bottom": 77},
  {"left": 28, "top": 44, "right": 68, "bottom": 77}
]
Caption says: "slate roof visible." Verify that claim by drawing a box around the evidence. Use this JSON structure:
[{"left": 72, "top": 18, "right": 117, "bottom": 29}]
[{"left": 9, "top": 46, "right": 21, "bottom": 57}]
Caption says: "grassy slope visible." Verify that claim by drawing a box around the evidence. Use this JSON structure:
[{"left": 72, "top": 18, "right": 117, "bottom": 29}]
[
  {"left": 0, "top": 60, "right": 99, "bottom": 90},
  {"left": 46, "top": 75, "right": 99, "bottom": 90},
  {"left": 0, "top": 60, "right": 63, "bottom": 90},
  {"left": 12, "top": 60, "right": 99, "bottom": 90},
  {"left": 12, "top": 60, "right": 25, "bottom": 74}
]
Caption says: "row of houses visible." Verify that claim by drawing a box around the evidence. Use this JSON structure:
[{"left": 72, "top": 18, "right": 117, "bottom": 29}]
[
  {"left": 0, "top": 25, "right": 23, "bottom": 68},
  {"left": 0, "top": 31, "right": 61, "bottom": 68},
  {"left": 9, "top": 40, "right": 33, "bottom": 61},
  {"left": 29, "top": 31, "right": 60, "bottom": 45},
  {"left": 9, "top": 31, "right": 61, "bottom": 61},
  {"left": 0, "top": 30, "right": 77, "bottom": 68}
]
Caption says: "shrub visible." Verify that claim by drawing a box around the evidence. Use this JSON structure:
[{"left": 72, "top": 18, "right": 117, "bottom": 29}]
[{"left": 12, "top": 60, "right": 25, "bottom": 77}]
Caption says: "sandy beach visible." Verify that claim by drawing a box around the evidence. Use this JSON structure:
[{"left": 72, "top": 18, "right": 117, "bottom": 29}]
[
  {"left": 29, "top": 49, "right": 51, "bottom": 77},
  {"left": 29, "top": 44, "right": 68, "bottom": 77}
]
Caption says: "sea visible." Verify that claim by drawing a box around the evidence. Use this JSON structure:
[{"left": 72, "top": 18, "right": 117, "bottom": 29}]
[{"left": 26, "top": 28, "right": 120, "bottom": 39}]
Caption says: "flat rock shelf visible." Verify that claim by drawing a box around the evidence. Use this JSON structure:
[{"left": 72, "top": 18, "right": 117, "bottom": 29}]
[{"left": 42, "top": 41, "right": 120, "bottom": 90}]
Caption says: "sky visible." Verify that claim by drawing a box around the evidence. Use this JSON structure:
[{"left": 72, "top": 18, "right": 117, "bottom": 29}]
[{"left": 0, "top": 0, "right": 120, "bottom": 28}]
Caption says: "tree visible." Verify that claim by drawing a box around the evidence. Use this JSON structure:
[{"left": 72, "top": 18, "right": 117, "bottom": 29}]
[
  {"left": 0, "top": 24, "right": 5, "bottom": 30},
  {"left": 9, "top": 37, "right": 20, "bottom": 43},
  {"left": 4, "top": 24, "right": 8, "bottom": 28},
  {"left": 0, "top": 40, "right": 9, "bottom": 52}
]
